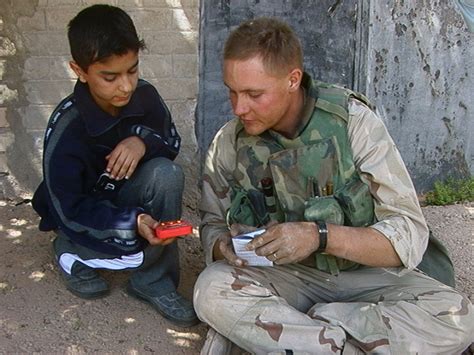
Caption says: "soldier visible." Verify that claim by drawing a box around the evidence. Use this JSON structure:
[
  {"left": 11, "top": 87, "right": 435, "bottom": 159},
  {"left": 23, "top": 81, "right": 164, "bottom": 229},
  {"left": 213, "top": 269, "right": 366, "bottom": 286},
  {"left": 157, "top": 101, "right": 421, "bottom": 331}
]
[{"left": 194, "top": 17, "right": 473, "bottom": 353}]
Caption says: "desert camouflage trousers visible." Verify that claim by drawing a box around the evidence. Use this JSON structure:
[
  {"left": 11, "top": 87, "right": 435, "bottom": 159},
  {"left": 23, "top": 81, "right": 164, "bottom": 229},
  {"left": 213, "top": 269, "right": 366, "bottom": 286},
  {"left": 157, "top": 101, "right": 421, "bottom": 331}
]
[{"left": 194, "top": 261, "right": 474, "bottom": 354}]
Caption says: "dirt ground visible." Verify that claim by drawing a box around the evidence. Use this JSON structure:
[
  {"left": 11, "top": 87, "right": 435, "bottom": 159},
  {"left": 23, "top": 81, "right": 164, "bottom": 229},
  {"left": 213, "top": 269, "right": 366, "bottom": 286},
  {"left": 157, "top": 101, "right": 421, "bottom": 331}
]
[{"left": 0, "top": 183, "right": 472, "bottom": 353}]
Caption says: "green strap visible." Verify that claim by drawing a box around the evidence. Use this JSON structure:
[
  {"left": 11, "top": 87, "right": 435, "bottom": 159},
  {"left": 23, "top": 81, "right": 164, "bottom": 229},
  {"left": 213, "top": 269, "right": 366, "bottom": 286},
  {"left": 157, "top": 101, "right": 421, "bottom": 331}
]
[
  {"left": 315, "top": 98, "right": 349, "bottom": 122},
  {"left": 315, "top": 253, "right": 340, "bottom": 275}
]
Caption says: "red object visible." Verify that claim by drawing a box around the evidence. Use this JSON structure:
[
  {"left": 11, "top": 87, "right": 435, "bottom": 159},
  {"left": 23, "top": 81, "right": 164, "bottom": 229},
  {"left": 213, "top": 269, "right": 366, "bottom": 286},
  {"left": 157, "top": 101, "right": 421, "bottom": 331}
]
[{"left": 155, "top": 220, "right": 193, "bottom": 239}]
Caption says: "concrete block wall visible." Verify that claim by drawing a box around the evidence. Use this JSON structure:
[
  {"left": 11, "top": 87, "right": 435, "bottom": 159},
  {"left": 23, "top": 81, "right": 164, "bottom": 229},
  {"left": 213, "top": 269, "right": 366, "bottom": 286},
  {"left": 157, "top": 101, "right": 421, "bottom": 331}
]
[{"left": 0, "top": 0, "right": 200, "bottom": 207}]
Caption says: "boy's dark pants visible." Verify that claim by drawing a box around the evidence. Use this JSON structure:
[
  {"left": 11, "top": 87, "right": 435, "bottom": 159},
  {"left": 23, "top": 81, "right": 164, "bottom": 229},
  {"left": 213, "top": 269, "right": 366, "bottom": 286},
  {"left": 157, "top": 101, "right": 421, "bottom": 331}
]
[{"left": 54, "top": 157, "right": 184, "bottom": 297}]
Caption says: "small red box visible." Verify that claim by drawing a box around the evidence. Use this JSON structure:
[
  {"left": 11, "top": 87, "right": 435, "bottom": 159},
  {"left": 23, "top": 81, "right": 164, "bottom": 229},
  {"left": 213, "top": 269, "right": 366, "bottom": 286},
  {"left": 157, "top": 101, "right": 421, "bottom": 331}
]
[{"left": 155, "top": 220, "right": 193, "bottom": 239}]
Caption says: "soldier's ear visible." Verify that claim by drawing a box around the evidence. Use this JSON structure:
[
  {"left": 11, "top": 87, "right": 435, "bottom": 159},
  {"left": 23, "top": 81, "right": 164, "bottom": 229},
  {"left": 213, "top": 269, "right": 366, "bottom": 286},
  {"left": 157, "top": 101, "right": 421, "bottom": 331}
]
[
  {"left": 288, "top": 68, "right": 302, "bottom": 92},
  {"left": 69, "top": 61, "right": 87, "bottom": 83}
]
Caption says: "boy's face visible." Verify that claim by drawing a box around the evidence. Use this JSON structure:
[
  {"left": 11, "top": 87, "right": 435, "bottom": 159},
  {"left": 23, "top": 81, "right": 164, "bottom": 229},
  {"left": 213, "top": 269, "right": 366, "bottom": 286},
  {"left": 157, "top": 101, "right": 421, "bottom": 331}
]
[
  {"left": 70, "top": 50, "right": 139, "bottom": 116},
  {"left": 223, "top": 56, "right": 301, "bottom": 137}
]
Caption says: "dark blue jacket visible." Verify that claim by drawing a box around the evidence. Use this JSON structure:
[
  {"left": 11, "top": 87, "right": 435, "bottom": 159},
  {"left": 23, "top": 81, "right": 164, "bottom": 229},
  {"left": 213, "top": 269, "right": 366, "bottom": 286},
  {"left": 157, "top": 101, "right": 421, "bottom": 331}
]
[{"left": 32, "top": 79, "right": 181, "bottom": 256}]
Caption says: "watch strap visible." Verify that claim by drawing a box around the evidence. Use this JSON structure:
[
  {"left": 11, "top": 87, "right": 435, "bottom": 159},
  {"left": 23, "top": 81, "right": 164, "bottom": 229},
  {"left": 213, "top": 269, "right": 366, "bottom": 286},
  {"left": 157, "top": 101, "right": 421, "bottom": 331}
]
[{"left": 316, "top": 221, "right": 328, "bottom": 253}]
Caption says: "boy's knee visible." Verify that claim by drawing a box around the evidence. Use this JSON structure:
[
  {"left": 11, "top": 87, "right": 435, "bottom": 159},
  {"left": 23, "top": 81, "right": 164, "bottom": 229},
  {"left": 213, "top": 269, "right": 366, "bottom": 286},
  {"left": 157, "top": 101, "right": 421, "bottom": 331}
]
[{"left": 140, "top": 158, "right": 184, "bottom": 190}]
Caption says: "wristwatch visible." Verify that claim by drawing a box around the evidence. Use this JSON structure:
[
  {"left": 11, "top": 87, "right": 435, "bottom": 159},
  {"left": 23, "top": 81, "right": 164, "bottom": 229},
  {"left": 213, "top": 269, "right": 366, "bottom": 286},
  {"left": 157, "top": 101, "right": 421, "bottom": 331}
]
[{"left": 315, "top": 221, "right": 328, "bottom": 253}]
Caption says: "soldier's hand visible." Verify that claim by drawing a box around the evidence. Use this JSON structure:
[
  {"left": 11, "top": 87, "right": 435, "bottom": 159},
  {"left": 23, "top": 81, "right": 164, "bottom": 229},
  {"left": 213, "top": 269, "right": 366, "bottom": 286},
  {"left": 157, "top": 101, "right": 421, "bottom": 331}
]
[
  {"left": 137, "top": 213, "right": 176, "bottom": 246},
  {"left": 246, "top": 222, "right": 319, "bottom": 265},
  {"left": 106, "top": 136, "right": 146, "bottom": 180},
  {"left": 213, "top": 224, "right": 257, "bottom": 267}
]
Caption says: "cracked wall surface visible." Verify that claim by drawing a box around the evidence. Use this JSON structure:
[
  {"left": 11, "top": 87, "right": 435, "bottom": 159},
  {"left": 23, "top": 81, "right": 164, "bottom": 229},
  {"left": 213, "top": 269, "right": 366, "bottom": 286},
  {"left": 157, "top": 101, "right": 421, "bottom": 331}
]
[
  {"left": 198, "top": 0, "right": 473, "bottom": 192},
  {"left": 364, "top": 1, "right": 473, "bottom": 189}
]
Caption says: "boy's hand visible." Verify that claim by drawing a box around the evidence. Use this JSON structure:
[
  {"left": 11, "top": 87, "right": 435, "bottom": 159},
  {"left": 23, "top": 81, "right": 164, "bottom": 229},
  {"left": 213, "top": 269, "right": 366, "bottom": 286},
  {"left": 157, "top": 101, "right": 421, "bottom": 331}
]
[
  {"left": 137, "top": 213, "right": 176, "bottom": 246},
  {"left": 106, "top": 136, "right": 145, "bottom": 180}
]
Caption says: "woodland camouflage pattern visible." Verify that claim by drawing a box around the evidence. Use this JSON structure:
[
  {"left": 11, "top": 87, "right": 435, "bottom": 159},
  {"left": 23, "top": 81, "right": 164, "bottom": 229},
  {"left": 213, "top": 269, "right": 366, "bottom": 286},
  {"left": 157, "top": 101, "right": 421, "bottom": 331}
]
[
  {"left": 228, "top": 79, "right": 377, "bottom": 274},
  {"left": 196, "top": 75, "right": 474, "bottom": 353}
]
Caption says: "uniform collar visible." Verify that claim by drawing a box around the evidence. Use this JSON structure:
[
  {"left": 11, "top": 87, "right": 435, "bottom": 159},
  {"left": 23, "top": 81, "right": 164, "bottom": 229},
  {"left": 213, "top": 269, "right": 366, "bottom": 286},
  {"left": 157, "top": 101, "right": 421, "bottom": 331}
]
[{"left": 73, "top": 80, "right": 145, "bottom": 137}]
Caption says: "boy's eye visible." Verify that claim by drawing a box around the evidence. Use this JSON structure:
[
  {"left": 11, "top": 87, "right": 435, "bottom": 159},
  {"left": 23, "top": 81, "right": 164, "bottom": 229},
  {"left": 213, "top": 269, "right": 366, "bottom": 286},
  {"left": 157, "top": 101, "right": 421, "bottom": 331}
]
[
  {"left": 129, "top": 67, "right": 138, "bottom": 74},
  {"left": 104, "top": 76, "right": 116, "bottom": 82}
]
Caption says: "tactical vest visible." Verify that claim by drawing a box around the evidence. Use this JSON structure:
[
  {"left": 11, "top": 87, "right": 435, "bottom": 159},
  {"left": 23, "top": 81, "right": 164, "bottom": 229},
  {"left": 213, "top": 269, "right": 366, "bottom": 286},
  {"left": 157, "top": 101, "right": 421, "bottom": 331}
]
[{"left": 229, "top": 78, "right": 376, "bottom": 274}]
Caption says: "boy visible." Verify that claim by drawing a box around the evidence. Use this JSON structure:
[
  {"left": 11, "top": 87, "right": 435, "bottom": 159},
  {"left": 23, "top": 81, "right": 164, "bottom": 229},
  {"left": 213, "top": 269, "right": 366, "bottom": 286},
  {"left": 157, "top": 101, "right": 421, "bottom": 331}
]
[{"left": 32, "top": 4, "right": 198, "bottom": 328}]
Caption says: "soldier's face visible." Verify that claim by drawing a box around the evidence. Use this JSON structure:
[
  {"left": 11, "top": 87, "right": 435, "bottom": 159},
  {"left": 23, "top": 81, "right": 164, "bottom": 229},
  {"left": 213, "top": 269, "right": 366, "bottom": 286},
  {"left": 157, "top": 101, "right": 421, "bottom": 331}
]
[{"left": 223, "top": 56, "right": 300, "bottom": 136}]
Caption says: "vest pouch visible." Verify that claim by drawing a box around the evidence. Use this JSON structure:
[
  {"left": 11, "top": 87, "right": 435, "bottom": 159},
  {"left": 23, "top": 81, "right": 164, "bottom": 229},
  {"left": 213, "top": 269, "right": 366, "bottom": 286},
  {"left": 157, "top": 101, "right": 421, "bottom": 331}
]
[
  {"left": 304, "top": 196, "right": 344, "bottom": 225},
  {"left": 335, "top": 175, "right": 375, "bottom": 227},
  {"left": 268, "top": 138, "right": 341, "bottom": 222},
  {"left": 303, "top": 197, "right": 360, "bottom": 274},
  {"left": 226, "top": 186, "right": 269, "bottom": 227},
  {"left": 304, "top": 196, "right": 349, "bottom": 275}
]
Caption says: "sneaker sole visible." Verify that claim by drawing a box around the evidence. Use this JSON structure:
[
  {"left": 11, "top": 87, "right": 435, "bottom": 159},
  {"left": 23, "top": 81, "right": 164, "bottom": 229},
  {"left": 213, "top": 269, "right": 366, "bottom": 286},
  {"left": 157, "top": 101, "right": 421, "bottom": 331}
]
[
  {"left": 66, "top": 285, "right": 110, "bottom": 300},
  {"left": 126, "top": 283, "right": 199, "bottom": 328}
]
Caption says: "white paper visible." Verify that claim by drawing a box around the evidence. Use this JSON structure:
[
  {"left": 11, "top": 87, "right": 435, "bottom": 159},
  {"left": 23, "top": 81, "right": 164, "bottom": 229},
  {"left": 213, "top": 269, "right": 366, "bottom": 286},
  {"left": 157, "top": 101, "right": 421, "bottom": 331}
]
[{"left": 231, "top": 229, "right": 273, "bottom": 266}]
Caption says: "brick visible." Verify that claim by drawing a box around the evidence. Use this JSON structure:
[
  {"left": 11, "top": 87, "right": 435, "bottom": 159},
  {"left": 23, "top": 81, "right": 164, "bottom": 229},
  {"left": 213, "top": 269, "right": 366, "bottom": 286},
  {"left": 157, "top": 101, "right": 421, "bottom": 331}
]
[
  {"left": 22, "top": 57, "right": 50, "bottom": 81},
  {"left": 140, "top": 0, "right": 198, "bottom": 7},
  {"left": 143, "top": 31, "right": 197, "bottom": 55},
  {"left": 0, "top": 107, "right": 8, "bottom": 128},
  {"left": 23, "top": 56, "right": 74, "bottom": 80},
  {"left": 17, "top": 10, "right": 46, "bottom": 31},
  {"left": 0, "top": 37, "right": 17, "bottom": 57},
  {"left": 171, "top": 8, "right": 199, "bottom": 31},
  {"left": 142, "top": 0, "right": 180, "bottom": 7},
  {"left": 142, "top": 32, "right": 174, "bottom": 54},
  {"left": 0, "top": 152, "right": 7, "bottom": 172},
  {"left": 22, "top": 32, "right": 69, "bottom": 56},
  {"left": 168, "top": 99, "right": 196, "bottom": 124},
  {"left": 47, "top": 0, "right": 86, "bottom": 5},
  {"left": 168, "top": 99, "right": 197, "bottom": 146},
  {"left": 81, "top": 0, "right": 117, "bottom": 5},
  {"left": 129, "top": 9, "right": 172, "bottom": 31},
  {"left": 25, "top": 80, "right": 75, "bottom": 105},
  {"left": 151, "top": 77, "right": 197, "bottom": 101},
  {"left": 0, "top": 85, "right": 18, "bottom": 105},
  {"left": 46, "top": 9, "right": 81, "bottom": 31},
  {"left": 0, "top": 131, "right": 14, "bottom": 152},
  {"left": 117, "top": 0, "right": 147, "bottom": 7},
  {"left": 140, "top": 54, "right": 173, "bottom": 79},
  {"left": 20, "top": 105, "right": 56, "bottom": 130},
  {"left": 0, "top": 60, "right": 5, "bottom": 80},
  {"left": 10, "top": 0, "right": 39, "bottom": 16},
  {"left": 172, "top": 31, "right": 198, "bottom": 54},
  {"left": 172, "top": 54, "right": 197, "bottom": 78},
  {"left": 27, "top": 130, "right": 46, "bottom": 150}
]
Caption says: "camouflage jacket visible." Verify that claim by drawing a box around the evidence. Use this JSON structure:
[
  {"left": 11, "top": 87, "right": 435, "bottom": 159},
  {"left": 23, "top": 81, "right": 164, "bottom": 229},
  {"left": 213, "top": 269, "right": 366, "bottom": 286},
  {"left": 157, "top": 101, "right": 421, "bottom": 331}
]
[{"left": 200, "top": 75, "right": 429, "bottom": 274}]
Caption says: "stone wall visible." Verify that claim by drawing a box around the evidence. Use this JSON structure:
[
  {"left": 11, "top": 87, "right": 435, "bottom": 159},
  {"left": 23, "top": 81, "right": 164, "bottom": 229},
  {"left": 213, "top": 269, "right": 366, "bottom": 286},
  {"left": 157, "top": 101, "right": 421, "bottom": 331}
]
[{"left": 0, "top": 0, "right": 199, "bottom": 206}]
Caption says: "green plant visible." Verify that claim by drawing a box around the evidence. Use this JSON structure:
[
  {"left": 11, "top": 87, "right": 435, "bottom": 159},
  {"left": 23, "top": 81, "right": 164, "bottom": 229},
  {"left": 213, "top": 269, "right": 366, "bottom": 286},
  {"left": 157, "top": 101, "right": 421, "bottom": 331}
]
[{"left": 425, "top": 177, "right": 474, "bottom": 206}]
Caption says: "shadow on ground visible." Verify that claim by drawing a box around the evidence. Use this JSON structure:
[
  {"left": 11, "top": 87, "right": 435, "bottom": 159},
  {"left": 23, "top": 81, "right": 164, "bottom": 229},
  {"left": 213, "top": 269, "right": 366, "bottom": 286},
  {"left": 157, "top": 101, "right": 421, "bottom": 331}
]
[
  {"left": 0, "top": 199, "right": 207, "bottom": 354},
  {"left": 0, "top": 197, "right": 472, "bottom": 353}
]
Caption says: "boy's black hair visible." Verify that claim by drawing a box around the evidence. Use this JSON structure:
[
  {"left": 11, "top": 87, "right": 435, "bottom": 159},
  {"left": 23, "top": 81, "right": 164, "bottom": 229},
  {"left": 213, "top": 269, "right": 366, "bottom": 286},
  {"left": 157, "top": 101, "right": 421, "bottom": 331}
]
[{"left": 68, "top": 4, "right": 146, "bottom": 71}]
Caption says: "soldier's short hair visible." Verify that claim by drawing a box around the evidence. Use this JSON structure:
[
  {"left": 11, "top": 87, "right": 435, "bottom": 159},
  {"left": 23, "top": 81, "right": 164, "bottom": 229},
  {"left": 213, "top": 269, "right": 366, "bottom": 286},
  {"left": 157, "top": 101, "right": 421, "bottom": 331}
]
[{"left": 224, "top": 17, "right": 303, "bottom": 76}]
